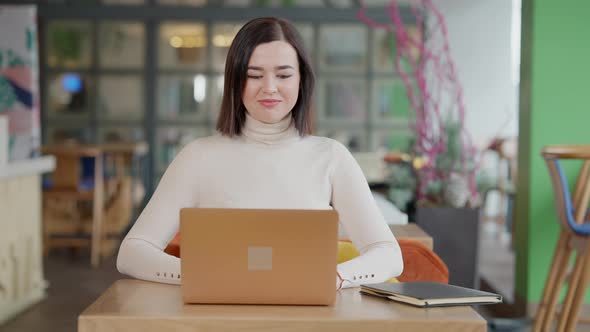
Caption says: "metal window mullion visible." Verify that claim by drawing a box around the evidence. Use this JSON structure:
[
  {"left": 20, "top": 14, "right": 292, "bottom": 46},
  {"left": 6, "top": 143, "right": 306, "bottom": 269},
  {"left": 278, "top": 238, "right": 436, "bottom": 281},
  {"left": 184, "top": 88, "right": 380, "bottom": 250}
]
[
  {"left": 312, "top": 21, "right": 320, "bottom": 133},
  {"left": 144, "top": 19, "right": 157, "bottom": 199},
  {"left": 38, "top": 6, "right": 414, "bottom": 24},
  {"left": 205, "top": 18, "right": 214, "bottom": 134},
  {"left": 366, "top": 26, "right": 374, "bottom": 151},
  {"left": 91, "top": 18, "right": 100, "bottom": 143},
  {"left": 39, "top": 17, "right": 49, "bottom": 145}
]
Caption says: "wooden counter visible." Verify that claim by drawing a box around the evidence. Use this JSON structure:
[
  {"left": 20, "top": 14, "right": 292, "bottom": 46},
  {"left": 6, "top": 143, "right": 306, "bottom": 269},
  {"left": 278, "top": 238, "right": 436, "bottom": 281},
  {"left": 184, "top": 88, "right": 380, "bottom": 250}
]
[{"left": 391, "top": 223, "right": 433, "bottom": 249}]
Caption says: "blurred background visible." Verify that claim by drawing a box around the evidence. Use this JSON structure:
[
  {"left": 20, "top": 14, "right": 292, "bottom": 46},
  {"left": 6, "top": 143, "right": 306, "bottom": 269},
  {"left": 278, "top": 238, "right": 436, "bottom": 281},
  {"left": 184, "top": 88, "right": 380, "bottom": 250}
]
[{"left": 2, "top": 0, "right": 589, "bottom": 331}]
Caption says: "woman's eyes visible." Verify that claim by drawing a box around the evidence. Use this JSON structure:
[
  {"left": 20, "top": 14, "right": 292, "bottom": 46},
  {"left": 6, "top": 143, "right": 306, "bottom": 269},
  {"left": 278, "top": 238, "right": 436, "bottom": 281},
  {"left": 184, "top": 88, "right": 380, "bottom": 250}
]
[{"left": 247, "top": 75, "right": 292, "bottom": 79}]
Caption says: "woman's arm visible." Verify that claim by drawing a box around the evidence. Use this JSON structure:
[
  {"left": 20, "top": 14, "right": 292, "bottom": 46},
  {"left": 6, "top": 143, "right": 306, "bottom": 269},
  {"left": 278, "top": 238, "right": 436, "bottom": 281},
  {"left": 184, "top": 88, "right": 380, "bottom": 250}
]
[
  {"left": 330, "top": 141, "right": 404, "bottom": 289},
  {"left": 117, "top": 142, "right": 201, "bottom": 284}
]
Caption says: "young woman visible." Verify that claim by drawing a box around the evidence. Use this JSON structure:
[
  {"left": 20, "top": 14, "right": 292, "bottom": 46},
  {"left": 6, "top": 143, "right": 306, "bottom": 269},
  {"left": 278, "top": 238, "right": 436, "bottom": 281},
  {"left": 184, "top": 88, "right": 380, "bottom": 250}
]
[{"left": 117, "top": 17, "right": 403, "bottom": 290}]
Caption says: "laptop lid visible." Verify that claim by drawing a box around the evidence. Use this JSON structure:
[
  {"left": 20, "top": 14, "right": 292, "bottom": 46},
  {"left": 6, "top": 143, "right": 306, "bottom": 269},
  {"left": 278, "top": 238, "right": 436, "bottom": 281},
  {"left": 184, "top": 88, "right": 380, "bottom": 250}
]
[{"left": 180, "top": 208, "right": 339, "bottom": 305}]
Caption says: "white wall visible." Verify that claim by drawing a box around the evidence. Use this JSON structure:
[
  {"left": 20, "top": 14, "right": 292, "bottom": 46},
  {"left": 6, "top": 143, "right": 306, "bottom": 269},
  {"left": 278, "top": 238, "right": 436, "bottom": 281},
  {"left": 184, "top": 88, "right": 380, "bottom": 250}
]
[
  {"left": 430, "top": 0, "right": 519, "bottom": 148},
  {"left": 423, "top": 0, "right": 520, "bottom": 219}
]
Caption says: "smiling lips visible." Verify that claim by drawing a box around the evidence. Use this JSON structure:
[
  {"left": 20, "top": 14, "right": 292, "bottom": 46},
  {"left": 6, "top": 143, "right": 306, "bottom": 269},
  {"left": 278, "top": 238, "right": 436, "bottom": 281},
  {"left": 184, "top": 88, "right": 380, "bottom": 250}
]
[{"left": 258, "top": 99, "right": 281, "bottom": 108}]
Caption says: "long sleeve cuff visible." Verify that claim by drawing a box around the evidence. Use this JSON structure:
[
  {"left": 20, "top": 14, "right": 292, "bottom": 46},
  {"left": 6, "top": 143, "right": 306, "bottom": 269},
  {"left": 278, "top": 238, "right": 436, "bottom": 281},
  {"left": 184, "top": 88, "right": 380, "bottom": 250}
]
[
  {"left": 117, "top": 237, "right": 181, "bottom": 285},
  {"left": 336, "top": 242, "right": 403, "bottom": 289}
]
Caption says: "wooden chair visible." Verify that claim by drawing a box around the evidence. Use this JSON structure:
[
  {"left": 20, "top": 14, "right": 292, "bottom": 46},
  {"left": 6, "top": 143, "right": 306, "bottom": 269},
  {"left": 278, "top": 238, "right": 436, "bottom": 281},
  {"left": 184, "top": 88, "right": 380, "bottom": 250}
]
[
  {"left": 534, "top": 145, "right": 590, "bottom": 332},
  {"left": 100, "top": 142, "right": 148, "bottom": 221}
]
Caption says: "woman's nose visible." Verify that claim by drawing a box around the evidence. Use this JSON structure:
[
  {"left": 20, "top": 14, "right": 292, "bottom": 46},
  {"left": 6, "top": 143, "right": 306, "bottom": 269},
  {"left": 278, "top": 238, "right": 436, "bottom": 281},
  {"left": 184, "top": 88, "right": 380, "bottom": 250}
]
[{"left": 262, "top": 77, "right": 277, "bottom": 94}]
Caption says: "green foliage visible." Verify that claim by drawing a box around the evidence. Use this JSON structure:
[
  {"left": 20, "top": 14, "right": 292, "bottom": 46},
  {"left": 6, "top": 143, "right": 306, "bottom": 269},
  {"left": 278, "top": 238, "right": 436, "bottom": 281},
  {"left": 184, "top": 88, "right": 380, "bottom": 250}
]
[
  {"left": 386, "top": 163, "right": 416, "bottom": 212},
  {"left": 7, "top": 50, "right": 26, "bottom": 67},
  {"left": 434, "top": 120, "right": 464, "bottom": 173},
  {"left": 49, "top": 26, "right": 82, "bottom": 61},
  {"left": 0, "top": 77, "right": 17, "bottom": 111},
  {"left": 0, "top": 49, "right": 28, "bottom": 69},
  {"left": 420, "top": 119, "right": 480, "bottom": 207},
  {"left": 27, "top": 28, "right": 35, "bottom": 51}
]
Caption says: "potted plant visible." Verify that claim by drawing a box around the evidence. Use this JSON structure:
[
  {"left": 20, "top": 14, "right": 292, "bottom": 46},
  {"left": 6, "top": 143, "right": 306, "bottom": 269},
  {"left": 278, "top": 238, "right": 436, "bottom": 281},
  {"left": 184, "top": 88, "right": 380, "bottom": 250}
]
[
  {"left": 384, "top": 121, "right": 482, "bottom": 288},
  {"left": 412, "top": 119, "right": 482, "bottom": 289},
  {"left": 359, "top": 0, "right": 483, "bottom": 288}
]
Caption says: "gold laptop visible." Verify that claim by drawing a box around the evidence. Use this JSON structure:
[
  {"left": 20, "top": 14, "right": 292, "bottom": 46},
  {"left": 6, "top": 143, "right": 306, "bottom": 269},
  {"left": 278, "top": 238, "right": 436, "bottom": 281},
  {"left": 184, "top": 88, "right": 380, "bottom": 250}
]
[{"left": 180, "top": 208, "right": 339, "bottom": 306}]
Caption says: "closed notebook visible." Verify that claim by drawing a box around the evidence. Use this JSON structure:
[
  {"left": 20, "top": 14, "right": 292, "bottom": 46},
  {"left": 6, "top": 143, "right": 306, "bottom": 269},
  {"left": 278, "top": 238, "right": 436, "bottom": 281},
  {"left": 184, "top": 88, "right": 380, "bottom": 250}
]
[{"left": 360, "top": 281, "right": 502, "bottom": 308}]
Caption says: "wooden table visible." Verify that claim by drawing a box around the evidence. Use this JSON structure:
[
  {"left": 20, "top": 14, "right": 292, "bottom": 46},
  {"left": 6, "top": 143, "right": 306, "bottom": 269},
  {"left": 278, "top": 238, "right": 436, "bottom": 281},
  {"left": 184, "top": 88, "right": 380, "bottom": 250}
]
[
  {"left": 42, "top": 145, "right": 105, "bottom": 267},
  {"left": 79, "top": 279, "right": 486, "bottom": 332},
  {"left": 391, "top": 223, "right": 433, "bottom": 250},
  {"left": 42, "top": 142, "right": 147, "bottom": 267}
]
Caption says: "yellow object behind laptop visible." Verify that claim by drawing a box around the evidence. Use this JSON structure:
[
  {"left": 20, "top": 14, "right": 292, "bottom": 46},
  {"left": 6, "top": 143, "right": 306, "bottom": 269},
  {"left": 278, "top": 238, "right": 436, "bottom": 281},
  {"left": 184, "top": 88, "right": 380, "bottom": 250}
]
[{"left": 337, "top": 241, "right": 398, "bottom": 283}]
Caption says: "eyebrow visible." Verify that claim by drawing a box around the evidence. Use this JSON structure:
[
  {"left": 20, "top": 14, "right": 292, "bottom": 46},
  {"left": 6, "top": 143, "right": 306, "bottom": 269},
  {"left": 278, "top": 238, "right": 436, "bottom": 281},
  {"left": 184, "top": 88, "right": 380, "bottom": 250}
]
[{"left": 247, "top": 65, "right": 295, "bottom": 71}]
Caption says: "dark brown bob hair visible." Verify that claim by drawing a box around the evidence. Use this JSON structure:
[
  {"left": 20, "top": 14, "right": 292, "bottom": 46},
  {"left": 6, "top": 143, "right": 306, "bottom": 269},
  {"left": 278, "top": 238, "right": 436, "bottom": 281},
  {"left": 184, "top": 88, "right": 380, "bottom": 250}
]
[{"left": 216, "top": 17, "right": 315, "bottom": 137}]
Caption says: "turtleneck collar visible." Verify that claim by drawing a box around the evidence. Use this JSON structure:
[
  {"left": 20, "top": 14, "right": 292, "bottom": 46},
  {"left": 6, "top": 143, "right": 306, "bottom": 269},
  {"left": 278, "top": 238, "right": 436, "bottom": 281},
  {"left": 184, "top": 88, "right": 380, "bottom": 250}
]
[{"left": 242, "top": 113, "right": 300, "bottom": 145}]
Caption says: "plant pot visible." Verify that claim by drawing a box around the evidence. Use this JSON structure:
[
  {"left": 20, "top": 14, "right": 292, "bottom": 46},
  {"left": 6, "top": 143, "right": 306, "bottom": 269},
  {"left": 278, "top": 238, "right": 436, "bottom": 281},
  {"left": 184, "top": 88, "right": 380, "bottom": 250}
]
[{"left": 415, "top": 206, "right": 480, "bottom": 288}]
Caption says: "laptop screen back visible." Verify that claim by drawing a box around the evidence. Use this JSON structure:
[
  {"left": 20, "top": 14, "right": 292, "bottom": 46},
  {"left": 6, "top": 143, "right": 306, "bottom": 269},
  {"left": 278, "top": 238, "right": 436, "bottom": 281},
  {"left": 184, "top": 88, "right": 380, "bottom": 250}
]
[{"left": 180, "top": 208, "right": 339, "bottom": 305}]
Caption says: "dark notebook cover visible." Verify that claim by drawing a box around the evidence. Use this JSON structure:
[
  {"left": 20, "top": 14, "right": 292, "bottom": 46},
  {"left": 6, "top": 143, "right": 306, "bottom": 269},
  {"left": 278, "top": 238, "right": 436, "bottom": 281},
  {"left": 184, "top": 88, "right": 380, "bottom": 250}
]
[{"left": 360, "top": 281, "right": 502, "bottom": 308}]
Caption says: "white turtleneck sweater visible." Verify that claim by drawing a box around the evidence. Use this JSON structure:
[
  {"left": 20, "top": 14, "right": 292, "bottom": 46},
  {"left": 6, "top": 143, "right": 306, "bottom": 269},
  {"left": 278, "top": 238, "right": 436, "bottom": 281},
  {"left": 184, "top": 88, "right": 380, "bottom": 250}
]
[{"left": 117, "top": 114, "right": 403, "bottom": 289}]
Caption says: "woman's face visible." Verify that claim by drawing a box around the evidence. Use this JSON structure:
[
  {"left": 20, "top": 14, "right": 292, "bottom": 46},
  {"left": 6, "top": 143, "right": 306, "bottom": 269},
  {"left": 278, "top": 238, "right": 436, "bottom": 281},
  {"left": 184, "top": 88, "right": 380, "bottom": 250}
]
[{"left": 242, "top": 40, "right": 301, "bottom": 124}]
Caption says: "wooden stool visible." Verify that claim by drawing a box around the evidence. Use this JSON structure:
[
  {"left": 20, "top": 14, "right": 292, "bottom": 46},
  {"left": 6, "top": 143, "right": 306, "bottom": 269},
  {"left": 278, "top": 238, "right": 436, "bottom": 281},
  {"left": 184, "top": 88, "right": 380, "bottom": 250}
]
[{"left": 533, "top": 145, "right": 590, "bottom": 332}]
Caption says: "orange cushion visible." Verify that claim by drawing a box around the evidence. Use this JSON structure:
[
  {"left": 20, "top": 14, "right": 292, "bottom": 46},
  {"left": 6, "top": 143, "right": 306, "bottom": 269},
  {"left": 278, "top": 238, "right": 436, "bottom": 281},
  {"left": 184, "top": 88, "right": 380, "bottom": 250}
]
[
  {"left": 164, "top": 233, "right": 181, "bottom": 258},
  {"left": 396, "top": 238, "right": 449, "bottom": 284},
  {"left": 338, "top": 238, "right": 448, "bottom": 284}
]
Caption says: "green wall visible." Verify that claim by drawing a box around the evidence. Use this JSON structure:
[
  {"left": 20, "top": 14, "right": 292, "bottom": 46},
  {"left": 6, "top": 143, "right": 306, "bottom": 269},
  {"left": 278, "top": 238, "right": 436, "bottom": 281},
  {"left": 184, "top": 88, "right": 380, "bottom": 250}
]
[{"left": 515, "top": 0, "right": 590, "bottom": 303}]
